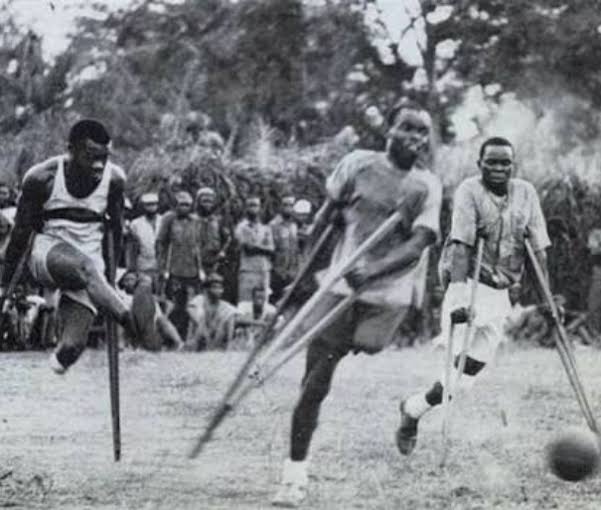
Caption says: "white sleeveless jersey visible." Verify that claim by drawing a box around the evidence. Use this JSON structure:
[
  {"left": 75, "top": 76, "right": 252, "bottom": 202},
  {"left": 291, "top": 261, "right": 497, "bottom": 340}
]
[{"left": 41, "top": 155, "right": 121, "bottom": 260}]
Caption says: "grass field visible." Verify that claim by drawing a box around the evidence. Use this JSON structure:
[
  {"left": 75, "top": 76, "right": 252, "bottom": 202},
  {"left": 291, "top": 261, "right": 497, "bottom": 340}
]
[{"left": 2, "top": 343, "right": 601, "bottom": 509}]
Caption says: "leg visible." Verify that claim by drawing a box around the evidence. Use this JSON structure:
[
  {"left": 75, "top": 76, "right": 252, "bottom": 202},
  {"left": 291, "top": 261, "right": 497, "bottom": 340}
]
[
  {"left": 45, "top": 243, "right": 128, "bottom": 321},
  {"left": 156, "top": 310, "right": 183, "bottom": 349},
  {"left": 397, "top": 347, "right": 487, "bottom": 456},
  {"left": 167, "top": 277, "right": 188, "bottom": 340},
  {"left": 273, "top": 337, "right": 346, "bottom": 507},
  {"left": 50, "top": 295, "right": 95, "bottom": 373},
  {"left": 290, "top": 337, "right": 347, "bottom": 461}
]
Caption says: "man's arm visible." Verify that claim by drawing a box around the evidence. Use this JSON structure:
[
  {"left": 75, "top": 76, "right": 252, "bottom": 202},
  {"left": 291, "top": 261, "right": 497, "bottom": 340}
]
[
  {"left": 219, "top": 220, "right": 232, "bottom": 258},
  {"left": 155, "top": 212, "right": 173, "bottom": 276},
  {"left": 345, "top": 226, "right": 437, "bottom": 288},
  {"left": 448, "top": 241, "right": 471, "bottom": 283},
  {"left": 525, "top": 183, "right": 552, "bottom": 288},
  {"left": 533, "top": 248, "right": 549, "bottom": 287},
  {"left": 1, "top": 170, "right": 51, "bottom": 287},
  {"left": 237, "top": 224, "right": 275, "bottom": 257},
  {"left": 106, "top": 169, "right": 125, "bottom": 268},
  {"left": 126, "top": 228, "right": 139, "bottom": 272}
]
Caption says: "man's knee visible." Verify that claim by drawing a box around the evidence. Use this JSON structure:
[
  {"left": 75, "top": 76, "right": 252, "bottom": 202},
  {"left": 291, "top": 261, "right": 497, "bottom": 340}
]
[
  {"left": 301, "top": 339, "right": 345, "bottom": 402},
  {"left": 47, "top": 246, "right": 100, "bottom": 291},
  {"left": 453, "top": 355, "right": 486, "bottom": 376}
]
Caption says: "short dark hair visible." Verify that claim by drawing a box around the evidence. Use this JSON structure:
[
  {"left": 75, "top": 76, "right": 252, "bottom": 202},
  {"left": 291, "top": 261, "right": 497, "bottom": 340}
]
[
  {"left": 386, "top": 98, "right": 426, "bottom": 127},
  {"left": 479, "top": 137, "right": 513, "bottom": 160},
  {"left": 68, "top": 119, "right": 111, "bottom": 146}
]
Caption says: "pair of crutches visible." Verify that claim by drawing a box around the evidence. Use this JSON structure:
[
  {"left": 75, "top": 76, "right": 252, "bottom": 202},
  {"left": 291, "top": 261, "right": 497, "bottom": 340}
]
[
  {"left": 440, "top": 235, "right": 599, "bottom": 467},
  {"left": 189, "top": 207, "right": 408, "bottom": 458}
]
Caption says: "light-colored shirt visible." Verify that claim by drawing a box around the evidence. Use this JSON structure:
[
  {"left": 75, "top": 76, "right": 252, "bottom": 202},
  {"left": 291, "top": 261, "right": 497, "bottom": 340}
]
[
  {"left": 32, "top": 154, "right": 123, "bottom": 274},
  {"left": 129, "top": 214, "right": 161, "bottom": 272},
  {"left": 156, "top": 212, "right": 201, "bottom": 278},
  {"left": 235, "top": 218, "right": 275, "bottom": 272},
  {"left": 319, "top": 150, "right": 442, "bottom": 308},
  {"left": 269, "top": 215, "right": 299, "bottom": 280},
  {"left": 440, "top": 176, "right": 550, "bottom": 287}
]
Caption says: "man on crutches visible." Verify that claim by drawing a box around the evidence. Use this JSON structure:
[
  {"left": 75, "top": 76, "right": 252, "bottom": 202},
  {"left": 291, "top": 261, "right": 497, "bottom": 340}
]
[
  {"left": 1, "top": 119, "right": 150, "bottom": 374},
  {"left": 272, "top": 99, "right": 442, "bottom": 507},
  {"left": 398, "top": 136, "right": 552, "bottom": 456}
]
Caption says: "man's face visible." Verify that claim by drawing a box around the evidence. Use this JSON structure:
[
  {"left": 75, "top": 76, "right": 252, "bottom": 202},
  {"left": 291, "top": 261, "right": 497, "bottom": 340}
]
[
  {"left": 208, "top": 282, "right": 224, "bottom": 300},
  {"left": 252, "top": 289, "right": 265, "bottom": 307},
  {"left": 282, "top": 198, "right": 295, "bottom": 217},
  {"left": 176, "top": 201, "right": 192, "bottom": 216},
  {"left": 386, "top": 109, "right": 430, "bottom": 168},
  {"left": 143, "top": 202, "right": 159, "bottom": 215},
  {"left": 479, "top": 144, "right": 514, "bottom": 189},
  {"left": 0, "top": 186, "right": 10, "bottom": 206},
  {"left": 246, "top": 199, "right": 261, "bottom": 219},
  {"left": 198, "top": 195, "right": 215, "bottom": 212},
  {"left": 72, "top": 138, "right": 109, "bottom": 181},
  {"left": 122, "top": 273, "right": 138, "bottom": 294},
  {"left": 296, "top": 212, "right": 309, "bottom": 225}
]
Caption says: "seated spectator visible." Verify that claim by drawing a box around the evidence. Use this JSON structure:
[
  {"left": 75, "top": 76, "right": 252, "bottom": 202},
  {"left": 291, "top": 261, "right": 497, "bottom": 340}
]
[
  {"left": 234, "top": 286, "right": 279, "bottom": 350},
  {"left": 116, "top": 270, "right": 182, "bottom": 350},
  {"left": 186, "top": 273, "right": 237, "bottom": 351},
  {"left": 1, "top": 284, "right": 51, "bottom": 351}
]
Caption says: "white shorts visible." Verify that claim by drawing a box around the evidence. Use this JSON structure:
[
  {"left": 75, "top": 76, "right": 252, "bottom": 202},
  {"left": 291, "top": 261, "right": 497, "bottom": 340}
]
[
  {"left": 28, "top": 233, "right": 106, "bottom": 315},
  {"left": 433, "top": 279, "right": 512, "bottom": 364}
]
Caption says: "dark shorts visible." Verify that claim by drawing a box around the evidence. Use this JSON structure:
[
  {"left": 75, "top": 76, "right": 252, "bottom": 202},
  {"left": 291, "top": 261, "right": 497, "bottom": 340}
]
[{"left": 289, "top": 291, "right": 409, "bottom": 355}]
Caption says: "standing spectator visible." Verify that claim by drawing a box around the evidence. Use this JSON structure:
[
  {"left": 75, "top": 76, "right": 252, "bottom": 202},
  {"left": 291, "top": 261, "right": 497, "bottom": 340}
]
[
  {"left": 293, "top": 199, "right": 313, "bottom": 260},
  {"left": 587, "top": 227, "right": 601, "bottom": 336},
  {"left": 128, "top": 192, "right": 162, "bottom": 287},
  {"left": 0, "top": 182, "right": 17, "bottom": 226},
  {"left": 234, "top": 285, "right": 278, "bottom": 350},
  {"left": 186, "top": 273, "right": 237, "bottom": 351},
  {"left": 156, "top": 190, "right": 204, "bottom": 340},
  {"left": 121, "top": 197, "right": 135, "bottom": 269},
  {"left": 235, "top": 196, "right": 274, "bottom": 302},
  {"left": 0, "top": 212, "right": 12, "bottom": 276},
  {"left": 269, "top": 195, "right": 300, "bottom": 303},
  {"left": 195, "top": 187, "right": 231, "bottom": 276}
]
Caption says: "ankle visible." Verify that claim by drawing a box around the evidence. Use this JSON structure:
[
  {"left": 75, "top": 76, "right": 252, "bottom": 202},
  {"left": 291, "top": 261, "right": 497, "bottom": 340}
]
[
  {"left": 54, "top": 344, "right": 84, "bottom": 370},
  {"left": 282, "top": 458, "right": 309, "bottom": 485},
  {"left": 404, "top": 393, "right": 432, "bottom": 420}
]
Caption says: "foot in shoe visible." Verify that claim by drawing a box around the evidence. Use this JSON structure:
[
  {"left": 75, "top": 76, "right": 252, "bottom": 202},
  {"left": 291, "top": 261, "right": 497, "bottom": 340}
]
[{"left": 396, "top": 400, "right": 419, "bottom": 455}]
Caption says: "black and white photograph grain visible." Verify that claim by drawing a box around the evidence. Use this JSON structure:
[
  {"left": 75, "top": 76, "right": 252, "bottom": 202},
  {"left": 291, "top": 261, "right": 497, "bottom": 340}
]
[{"left": 1, "top": 0, "right": 601, "bottom": 508}]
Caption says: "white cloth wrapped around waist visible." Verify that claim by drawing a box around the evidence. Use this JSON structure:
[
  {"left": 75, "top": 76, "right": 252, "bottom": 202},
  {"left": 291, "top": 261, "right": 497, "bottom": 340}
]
[{"left": 432, "top": 278, "right": 513, "bottom": 363}]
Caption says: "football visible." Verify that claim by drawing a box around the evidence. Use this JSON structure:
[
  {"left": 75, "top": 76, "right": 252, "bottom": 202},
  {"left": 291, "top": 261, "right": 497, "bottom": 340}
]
[{"left": 546, "top": 427, "right": 601, "bottom": 482}]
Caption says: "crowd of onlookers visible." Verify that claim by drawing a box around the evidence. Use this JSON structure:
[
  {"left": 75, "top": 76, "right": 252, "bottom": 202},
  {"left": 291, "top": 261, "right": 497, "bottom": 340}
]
[
  {"left": 120, "top": 186, "right": 314, "bottom": 351},
  {"left": 0, "top": 178, "right": 317, "bottom": 352}
]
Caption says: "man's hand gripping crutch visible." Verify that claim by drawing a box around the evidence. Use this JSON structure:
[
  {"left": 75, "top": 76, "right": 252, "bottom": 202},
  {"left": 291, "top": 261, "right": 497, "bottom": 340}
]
[
  {"left": 524, "top": 236, "right": 599, "bottom": 434},
  {"left": 189, "top": 192, "right": 422, "bottom": 459},
  {"left": 440, "top": 236, "right": 485, "bottom": 468}
]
